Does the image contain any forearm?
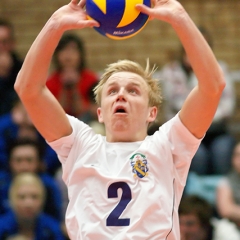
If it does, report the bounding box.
[137,1,225,95]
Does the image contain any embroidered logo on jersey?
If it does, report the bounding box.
[130,153,149,178]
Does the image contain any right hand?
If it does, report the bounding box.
[52,0,99,31]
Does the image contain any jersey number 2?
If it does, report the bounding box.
[106,182,131,226]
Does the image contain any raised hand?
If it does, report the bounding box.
[52,0,99,31]
[136,0,185,24]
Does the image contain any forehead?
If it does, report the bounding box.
[14,184,44,197]
[11,145,37,156]
[105,71,147,87]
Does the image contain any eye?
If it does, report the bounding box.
[108,88,117,95]
[128,88,137,94]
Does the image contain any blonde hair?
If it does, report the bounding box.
[94,59,162,112]
[9,172,46,207]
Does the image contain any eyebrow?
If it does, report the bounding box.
[106,82,142,88]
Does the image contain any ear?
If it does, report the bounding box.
[147,106,158,123]
[97,107,104,123]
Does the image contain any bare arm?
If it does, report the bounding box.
[14,0,99,142]
[217,182,240,223]
[137,0,225,138]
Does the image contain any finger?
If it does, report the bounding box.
[135,4,153,15]
[78,0,86,8]
[71,0,78,5]
[82,19,100,28]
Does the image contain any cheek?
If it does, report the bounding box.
[11,162,20,172]
[233,160,240,171]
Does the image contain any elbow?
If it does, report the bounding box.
[217,68,226,93]
[14,70,23,96]
[14,70,38,100]
[218,207,231,219]
[211,68,226,97]
[14,69,28,95]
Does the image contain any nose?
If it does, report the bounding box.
[116,88,126,101]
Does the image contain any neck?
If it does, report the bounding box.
[18,219,35,239]
[106,130,147,142]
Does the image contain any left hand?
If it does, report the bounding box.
[136,0,185,24]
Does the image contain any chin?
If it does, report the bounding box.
[111,118,129,131]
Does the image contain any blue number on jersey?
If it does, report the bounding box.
[106,182,132,226]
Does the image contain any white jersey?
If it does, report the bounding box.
[48,114,201,240]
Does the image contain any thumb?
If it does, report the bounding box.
[135,4,152,15]
[83,19,100,28]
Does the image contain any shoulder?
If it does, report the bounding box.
[0,211,16,231]
[39,173,54,182]
[38,213,60,225]
[0,114,14,128]
[37,213,63,233]
[0,171,11,185]
[159,114,201,146]
[37,213,64,238]
[39,173,59,189]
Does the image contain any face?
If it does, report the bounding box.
[97,71,157,142]
[57,41,81,70]
[232,143,240,173]
[11,183,43,220]
[180,214,206,240]
[10,145,40,175]
[0,26,13,53]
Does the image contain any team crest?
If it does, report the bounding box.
[130,153,149,178]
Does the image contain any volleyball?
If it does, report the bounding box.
[86,0,151,40]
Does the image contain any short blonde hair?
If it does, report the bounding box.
[9,172,46,208]
[94,59,162,112]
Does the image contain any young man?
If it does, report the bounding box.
[14,0,225,239]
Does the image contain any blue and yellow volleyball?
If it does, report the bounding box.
[86,0,151,40]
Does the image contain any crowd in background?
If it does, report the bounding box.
[0,17,240,240]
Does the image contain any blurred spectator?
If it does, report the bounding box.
[0,18,23,116]
[179,195,214,240]
[158,26,236,175]
[0,138,62,223]
[0,172,64,240]
[215,141,240,239]
[46,33,99,118]
[0,98,60,174]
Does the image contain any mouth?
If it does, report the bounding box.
[114,106,127,114]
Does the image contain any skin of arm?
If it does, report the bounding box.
[15,0,225,143]
[14,0,99,142]
[137,0,225,139]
